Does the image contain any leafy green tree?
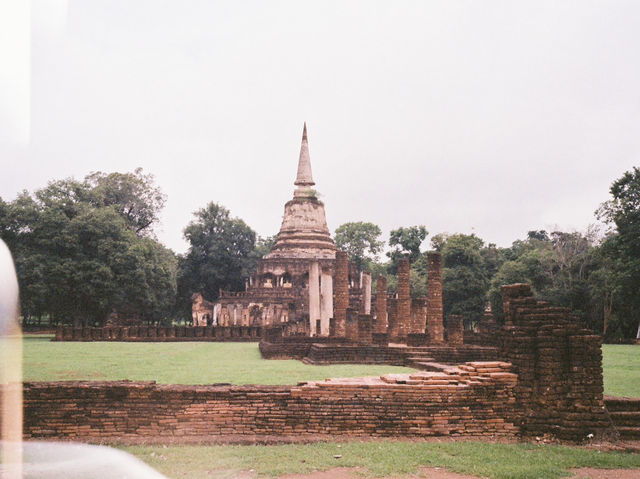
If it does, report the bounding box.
[178,202,256,306]
[440,234,489,326]
[0,170,176,327]
[386,225,428,274]
[85,168,166,236]
[334,222,383,270]
[487,229,602,328]
[597,167,640,338]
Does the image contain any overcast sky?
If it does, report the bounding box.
[1,0,639,254]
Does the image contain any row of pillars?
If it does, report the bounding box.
[309,251,447,343]
[308,251,353,337]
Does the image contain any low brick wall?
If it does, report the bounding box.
[53,325,263,342]
[304,344,409,365]
[259,337,349,359]
[260,340,498,365]
[422,346,498,364]
[15,362,519,442]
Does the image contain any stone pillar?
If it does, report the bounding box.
[426,251,444,343]
[362,272,372,314]
[320,271,333,336]
[374,275,388,334]
[387,297,399,340]
[447,314,464,345]
[410,297,427,335]
[358,313,372,344]
[345,308,358,342]
[333,251,349,337]
[308,261,321,336]
[397,258,411,340]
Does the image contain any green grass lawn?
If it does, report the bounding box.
[602,344,640,397]
[124,441,640,479]
[20,336,415,385]
[21,337,640,396]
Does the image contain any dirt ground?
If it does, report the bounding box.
[276,466,640,479]
[279,467,480,479]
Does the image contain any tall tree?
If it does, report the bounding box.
[179,202,256,303]
[386,225,428,274]
[334,221,383,270]
[440,234,489,327]
[597,167,640,338]
[85,168,166,236]
[0,170,176,326]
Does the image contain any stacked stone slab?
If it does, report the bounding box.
[333,251,349,337]
[426,252,444,343]
[499,283,612,441]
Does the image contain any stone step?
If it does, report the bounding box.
[609,411,640,427]
[616,426,640,439]
[405,356,436,368]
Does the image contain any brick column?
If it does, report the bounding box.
[426,252,444,343]
[345,308,358,342]
[357,313,372,344]
[374,275,388,334]
[447,314,464,345]
[397,258,411,341]
[333,251,349,337]
[387,298,398,340]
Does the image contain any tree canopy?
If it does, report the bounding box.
[178,202,256,306]
[334,221,383,270]
[0,170,176,326]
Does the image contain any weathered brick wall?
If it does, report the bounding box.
[14,363,519,442]
[259,336,348,359]
[426,252,444,343]
[499,284,611,441]
[334,251,349,337]
[304,344,409,365]
[54,325,263,342]
[422,346,498,364]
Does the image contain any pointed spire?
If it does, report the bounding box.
[294,122,315,188]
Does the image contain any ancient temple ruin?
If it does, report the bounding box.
[193,124,372,335]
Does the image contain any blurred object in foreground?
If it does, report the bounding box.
[9,441,168,478]
[1,238,22,478]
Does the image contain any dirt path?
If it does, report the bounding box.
[277,466,640,479]
[279,467,481,479]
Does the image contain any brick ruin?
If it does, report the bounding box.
[21,282,617,444]
[498,284,611,441]
[17,363,520,442]
[35,124,621,444]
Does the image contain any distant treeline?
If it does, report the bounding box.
[1,167,639,339]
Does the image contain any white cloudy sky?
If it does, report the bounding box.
[1,0,639,254]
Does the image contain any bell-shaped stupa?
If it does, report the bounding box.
[265,123,337,259]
